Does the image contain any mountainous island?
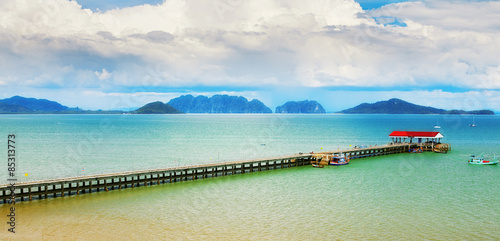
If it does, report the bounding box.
[168,94,272,113]
[1,95,495,115]
[132,101,183,114]
[275,100,326,114]
[0,96,69,113]
[339,98,495,115]
[0,96,123,114]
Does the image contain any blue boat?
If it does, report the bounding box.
[330,154,350,166]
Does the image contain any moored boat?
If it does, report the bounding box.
[468,155,498,165]
[409,148,423,153]
[330,154,350,166]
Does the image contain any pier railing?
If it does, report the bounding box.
[0,142,445,204]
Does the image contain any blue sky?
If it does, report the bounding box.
[1,0,499,111]
[76,0,407,11]
[76,0,165,11]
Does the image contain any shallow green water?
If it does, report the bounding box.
[0,114,499,240]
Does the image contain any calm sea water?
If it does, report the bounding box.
[0,114,499,240]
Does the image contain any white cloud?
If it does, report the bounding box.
[0,0,370,89]
[94,68,112,80]
[0,0,499,111]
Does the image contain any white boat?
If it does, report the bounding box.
[434,119,441,128]
[469,115,477,127]
[468,155,498,165]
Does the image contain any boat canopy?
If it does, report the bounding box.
[389,131,443,139]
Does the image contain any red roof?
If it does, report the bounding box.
[389,131,443,138]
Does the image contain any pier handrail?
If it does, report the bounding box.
[0,143,412,188]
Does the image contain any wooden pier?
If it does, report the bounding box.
[0,142,447,204]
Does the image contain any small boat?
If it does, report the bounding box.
[434,120,441,129]
[468,155,498,165]
[312,164,324,168]
[469,115,477,127]
[330,155,350,166]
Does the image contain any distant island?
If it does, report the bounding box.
[0,96,68,113]
[275,100,326,114]
[1,95,495,115]
[0,96,123,114]
[132,101,183,114]
[339,98,495,115]
[168,94,272,113]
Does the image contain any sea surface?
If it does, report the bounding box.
[0,114,499,240]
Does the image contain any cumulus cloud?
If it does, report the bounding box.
[0,0,499,110]
[0,0,370,89]
[94,68,112,80]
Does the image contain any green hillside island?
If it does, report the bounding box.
[339,98,495,115]
[275,100,326,114]
[132,101,183,114]
[168,94,272,113]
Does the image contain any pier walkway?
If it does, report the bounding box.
[0,142,446,204]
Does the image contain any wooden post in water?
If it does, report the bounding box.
[38,186,42,199]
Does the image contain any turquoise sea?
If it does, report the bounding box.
[0,114,499,240]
